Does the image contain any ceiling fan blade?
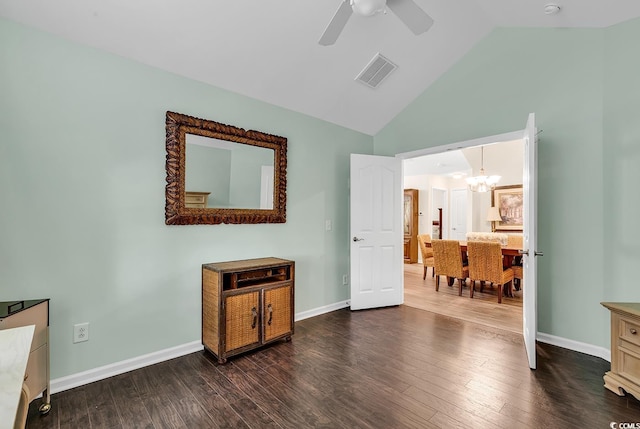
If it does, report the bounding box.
[319,1,353,46]
[386,0,434,35]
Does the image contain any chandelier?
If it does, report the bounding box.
[466,146,500,192]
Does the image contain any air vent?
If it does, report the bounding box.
[355,53,397,89]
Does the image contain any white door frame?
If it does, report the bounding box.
[396,128,531,344]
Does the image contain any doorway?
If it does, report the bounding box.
[401,138,524,331]
[350,114,538,368]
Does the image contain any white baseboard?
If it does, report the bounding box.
[295,300,349,321]
[50,341,204,394]
[50,302,609,394]
[537,332,611,362]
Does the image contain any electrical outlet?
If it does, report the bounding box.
[73,322,89,343]
[325,219,332,231]
[342,274,349,285]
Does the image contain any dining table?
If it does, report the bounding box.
[426,240,522,260]
[457,241,522,267]
[426,240,523,287]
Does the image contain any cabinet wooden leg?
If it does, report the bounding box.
[285,336,292,342]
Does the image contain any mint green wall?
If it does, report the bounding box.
[603,18,640,306]
[376,26,611,347]
[0,18,371,378]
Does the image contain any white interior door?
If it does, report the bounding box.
[523,113,539,370]
[350,154,403,310]
[260,165,274,209]
[450,188,467,240]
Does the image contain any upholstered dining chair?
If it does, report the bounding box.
[507,234,523,249]
[417,234,435,280]
[512,265,523,291]
[432,239,469,296]
[467,241,515,304]
[507,234,524,290]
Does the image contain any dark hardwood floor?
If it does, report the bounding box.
[27,306,640,428]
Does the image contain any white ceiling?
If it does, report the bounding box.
[2,0,639,135]
[404,150,471,177]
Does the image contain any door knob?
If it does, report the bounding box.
[353,237,364,242]
[518,250,544,257]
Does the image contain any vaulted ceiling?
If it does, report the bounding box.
[2,0,639,135]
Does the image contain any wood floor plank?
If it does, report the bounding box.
[183,353,279,428]
[218,360,334,428]
[170,365,248,429]
[82,379,123,429]
[56,387,91,429]
[131,365,187,429]
[103,374,154,429]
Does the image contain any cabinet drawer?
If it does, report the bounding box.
[620,316,640,348]
[0,301,48,350]
[25,343,48,400]
[185,194,206,204]
[185,192,209,208]
[619,346,640,387]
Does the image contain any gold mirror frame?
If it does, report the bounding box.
[165,111,287,225]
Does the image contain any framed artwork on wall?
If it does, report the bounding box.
[492,185,523,232]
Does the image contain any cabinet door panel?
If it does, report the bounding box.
[264,285,292,342]
[225,292,260,352]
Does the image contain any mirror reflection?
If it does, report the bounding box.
[185,134,274,210]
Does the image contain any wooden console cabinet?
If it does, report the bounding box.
[403,189,418,264]
[185,191,210,208]
[601,302,640,401]
[202,258,294,363]
[0,300,51,415]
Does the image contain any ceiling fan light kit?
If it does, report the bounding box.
[544,4,561,15]
[319,0,434,46]
[351,0,386,17]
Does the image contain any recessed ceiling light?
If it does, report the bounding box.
[544,4,561,15]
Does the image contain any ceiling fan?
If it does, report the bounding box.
[319,0,434,46]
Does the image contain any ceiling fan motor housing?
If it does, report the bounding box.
[351,0,386,16]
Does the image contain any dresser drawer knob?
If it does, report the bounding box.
[631,328,638,335]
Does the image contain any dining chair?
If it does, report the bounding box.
[467,241,515,304]
[432,239,469,296]
[507,234,524,290]
[417,234,435,280]
[507,234,523,248]
[512,265,523,290]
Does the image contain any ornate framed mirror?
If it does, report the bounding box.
[165,111,287,225]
